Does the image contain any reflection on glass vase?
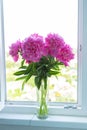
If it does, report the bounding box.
[37,82,48,119]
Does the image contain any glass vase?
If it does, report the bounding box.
[37,82,48,119]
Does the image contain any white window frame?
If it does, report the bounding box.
[0,0,87,116]
[0,0,6,107]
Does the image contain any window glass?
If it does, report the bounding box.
[4,0,78,102]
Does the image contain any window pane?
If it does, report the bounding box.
[4,0,78,102]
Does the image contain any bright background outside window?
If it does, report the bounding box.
[4,0,77,103]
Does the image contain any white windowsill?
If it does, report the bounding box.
[0,113,87,129]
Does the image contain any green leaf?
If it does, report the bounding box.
[21,60,25,67]
[24,63,34,74]
[21,72,33,90]
[48,70,60,75]
[37,64,45,71]
[25,72,33,82]
[14,70,26,76]
[22,80,26,90]
[19,66,27,69]
[35,76,42,90]
[16,76,27,81]
[43,77,47,89]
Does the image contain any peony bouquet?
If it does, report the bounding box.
[9,33,74,90]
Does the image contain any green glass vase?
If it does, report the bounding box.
[37,82,48,119]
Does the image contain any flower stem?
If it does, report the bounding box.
[37,81,48,119]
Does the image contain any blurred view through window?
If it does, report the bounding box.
[4,0,78,102]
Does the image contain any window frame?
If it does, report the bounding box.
[1,0,87,116]
[0,0,6,105]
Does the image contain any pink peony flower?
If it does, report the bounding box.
[57,44,74,66]
[9,40,22,62]
[45,33,65,57]
[22,34,44,63]
[9,33,74,66]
